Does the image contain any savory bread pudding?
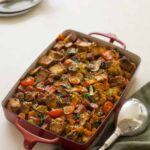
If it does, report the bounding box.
[6,32,136,143]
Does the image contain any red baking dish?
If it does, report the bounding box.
[1,30,141,150]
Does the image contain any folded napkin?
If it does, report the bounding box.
[91,82,150,150]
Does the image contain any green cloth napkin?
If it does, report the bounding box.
[90,82,150,150]
[55,82,150,150]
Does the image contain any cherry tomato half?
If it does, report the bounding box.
[20,77,35,86]
[103,101,114,114]
[48,109,64,118]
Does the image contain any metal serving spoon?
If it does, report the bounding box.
[99,98,149,150]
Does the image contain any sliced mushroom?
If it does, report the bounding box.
[38,55,54,66]
[64,32,77,42]
[6,98,21,113]
[94,72,108,82]
[91,59,102,72]
[49,63,65,74]
[24,92,37,101]
[75,39,92,47]
[44,78,54,85]
[100,61,111,69]
[48,73,61,80]
[109,76,126,87]
[14,92,24,100]
[120,56,136,72]
[86,63,95,70]
[47,50,64,60]
[35,68,49,83]
[69,86,88,93]
[64,59,79,72]
[29,66,42,75]
[38,50,63,66]
[65,42,73,48]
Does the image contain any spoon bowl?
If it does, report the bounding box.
[99,98,149,150]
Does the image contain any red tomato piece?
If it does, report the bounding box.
[103,101,114,114]
[48,109,64,118]
[20,77,35,86]
[71,95,79,107]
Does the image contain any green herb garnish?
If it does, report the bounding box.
[59,93,67,98]
[98,111,103,117]
[74,113,80,119]
[106,89,113,97]
[72,57,80,63]
[38,113,45,126]
[83,93,95,102]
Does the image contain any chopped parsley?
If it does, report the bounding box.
[98,111,103,117]
[58,93,67,98]
[83,93,95,102]
[74,113,80,119]
[106,89,113,97]
[38,113,45,126]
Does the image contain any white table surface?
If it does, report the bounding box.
[0,0,150,149]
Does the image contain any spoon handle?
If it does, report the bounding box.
[99,127,121,150]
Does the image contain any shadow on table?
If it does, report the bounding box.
[0,0,51,24]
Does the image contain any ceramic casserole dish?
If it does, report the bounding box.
[2,29,141,150]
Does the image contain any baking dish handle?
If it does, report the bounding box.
[89,32,126,49]
[15,118,59,150]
